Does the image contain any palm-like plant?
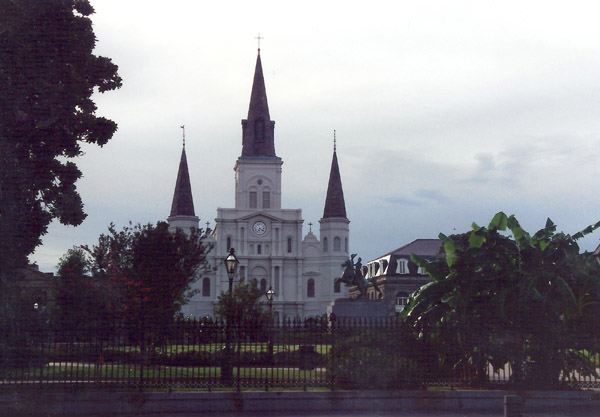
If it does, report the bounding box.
[403,212,600,388]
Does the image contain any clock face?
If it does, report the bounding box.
[252,221,267,236]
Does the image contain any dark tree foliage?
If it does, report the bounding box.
[85,222,211,331]
[0,0,122,276]
[54,247,118,330]
[215,280,270,326]
[403,212,600,388]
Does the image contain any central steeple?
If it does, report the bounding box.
[323,132,347,219]
[241,51,277,158]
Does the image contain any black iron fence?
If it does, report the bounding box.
[1,317,599,390]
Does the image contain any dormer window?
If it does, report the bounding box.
[396,259,408,274]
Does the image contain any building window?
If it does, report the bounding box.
[395,291,410,312]
[260,278,267,293]
[262,191,270,209]
[396,259,408,274]
[202,278,210,297]
[257,244,262,254]
[274,266,280,294]
[226,237,231,251]
[323,237,328,253]
[345,237,348,252]
[334,280,341,293]
[307,279,315,298]
[249,191,257,209]
[287,237,292,253]
[333,237,341,251]
[239,266,245,281]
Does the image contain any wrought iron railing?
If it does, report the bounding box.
[1,317,599,390]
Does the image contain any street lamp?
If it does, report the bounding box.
[222,248,239,384]
[266,286,275,311]
[225,248,240,292]
[265,286,275,361]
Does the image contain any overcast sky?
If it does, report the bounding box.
[30,0,600,271]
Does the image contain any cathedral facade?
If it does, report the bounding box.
[167,51,350,320]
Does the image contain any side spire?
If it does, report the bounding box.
[322,131,347,219]
[241,49,277,158]
[170,128,195,217]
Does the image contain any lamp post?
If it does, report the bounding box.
[265,287,275,361]
[222,248,239,383]
[266,286,275,312]
[225,248,240,292]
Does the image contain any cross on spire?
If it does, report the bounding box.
[308,222,313,233]
[255,33,264,52]
[180,125,186,148]
[206,221,210,230]
[333,130,336,152]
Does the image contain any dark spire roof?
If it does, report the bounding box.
[170,146,195,217]
[241,51,277,158]
[322,148,347,219]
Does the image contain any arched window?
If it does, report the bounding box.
[395,291,410,312]
[307,279,315,298]
[250,266,268,291]
[257,244,262,254]
[323,237,328,253]
[262,190,270,209]
[396,259,408,274]
[249,191,257,209]
[202,278,210,297]
[334,237,341,251]
[239,266,246,281]
[334,279,341,293]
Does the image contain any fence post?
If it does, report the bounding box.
[329,313,336,391]
[504,395,523,417]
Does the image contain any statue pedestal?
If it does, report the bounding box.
[327,298,388,319]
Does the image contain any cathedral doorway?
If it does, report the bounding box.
[250,266,268,294]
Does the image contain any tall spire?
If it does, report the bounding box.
[241,50,277,158]
[170,138,195,217]
[322,131,347,219]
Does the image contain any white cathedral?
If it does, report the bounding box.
[167,50,350,320]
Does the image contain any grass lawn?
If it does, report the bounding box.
[1,363,329,383]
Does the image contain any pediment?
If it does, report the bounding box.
[237,212,284,222]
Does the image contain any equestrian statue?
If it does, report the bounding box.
[335,254,382,299]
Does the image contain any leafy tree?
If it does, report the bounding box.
[403,212,600,388]
[85,222,211,331]
[0,0,122,277]
[215,280,271,350]
[215,280,270,326]
[54,247,118,330]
